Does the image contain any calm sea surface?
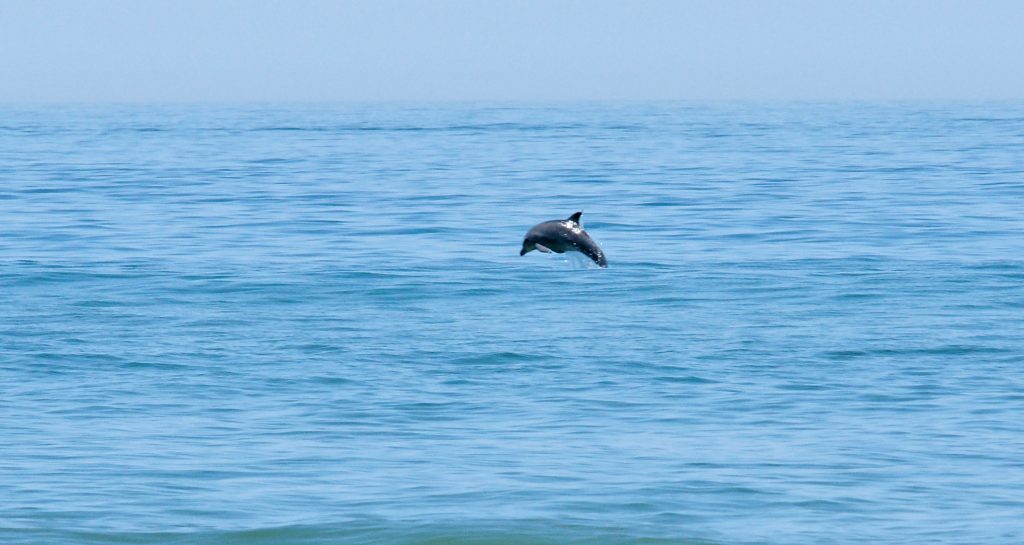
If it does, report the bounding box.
[2,103,1023,545]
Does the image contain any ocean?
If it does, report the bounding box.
[2,102,1023,544]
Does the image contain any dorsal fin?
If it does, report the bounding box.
[567,211,583,224]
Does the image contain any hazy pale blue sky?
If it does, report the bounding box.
[2,0,1023,102]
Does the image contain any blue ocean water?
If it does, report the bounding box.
[2,102,1023,545]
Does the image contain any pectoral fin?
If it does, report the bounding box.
[535,243,553,253]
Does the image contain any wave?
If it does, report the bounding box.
[1,520,724,545]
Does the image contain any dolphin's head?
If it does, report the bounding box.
[520,237,536,256]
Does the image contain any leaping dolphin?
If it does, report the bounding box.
[520,211,607,267]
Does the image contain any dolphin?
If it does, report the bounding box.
[520,211,607,267]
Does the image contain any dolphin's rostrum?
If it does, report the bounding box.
[520,211,607,267]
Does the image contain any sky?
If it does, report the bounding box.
[1,0,1023,102]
